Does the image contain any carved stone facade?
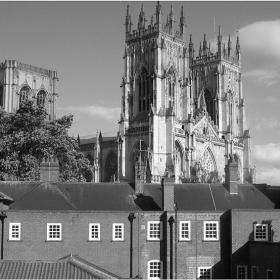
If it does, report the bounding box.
[78,131,118,182]
[0,60,58,120]
[119,3,254,184]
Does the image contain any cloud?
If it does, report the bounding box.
[57,105,120,121]
[256,166,280,185]
[239,19,280,61]
[253,143,280,185]
[253,143,280,166]
[243,69,280,87]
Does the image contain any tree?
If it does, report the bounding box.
[0,100,92,181]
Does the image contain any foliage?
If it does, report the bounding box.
[0,101,92,181]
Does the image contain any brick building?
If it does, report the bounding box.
[0,179,278,279]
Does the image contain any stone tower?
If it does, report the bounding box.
[119,2,254,185]
[0,60,58,120]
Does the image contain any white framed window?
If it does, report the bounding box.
[267,269,272,279]
[112,223,124,241]
[47,223,61,241]
[9,223,21,241]
[89,223,100,241]
[254,224,268,241]
[203,221,219,241]
[237,265,247,279]
[147,221,162,241]
[198,266,212,279]
[148,260,162,279]
[179,221,191,241]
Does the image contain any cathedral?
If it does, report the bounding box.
[118,2,255,185]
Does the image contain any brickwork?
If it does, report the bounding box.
[231,209,280,279]
[249,242,280,279]
[3,208,280,279]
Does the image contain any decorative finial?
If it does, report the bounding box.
[199,42,202,56]
[236,30,240,53]
[156,1,162,14]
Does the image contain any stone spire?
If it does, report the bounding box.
[151,15,154,26]
[236,31,241,59]
[189,34,194,59]
[169,4,175,28]
[199,42,202,57]
[228,34,232,56]
[138,3,146,29]
[155,1,162,26]
[217,25,222,54]
[125,4,132,33]
[203,34,207,55]
[180,6,186,35]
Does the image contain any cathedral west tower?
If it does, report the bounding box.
[119,2,255,186]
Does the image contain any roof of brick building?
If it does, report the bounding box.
[0,181,138,211]
[0,181,274,211]
[140,182,275,211]
[0,255,119,279]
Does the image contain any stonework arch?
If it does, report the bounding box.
[19,85,31,104]
[104,150,118,182]
[200,144,217,173]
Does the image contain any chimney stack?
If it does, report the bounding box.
[162,177,175,211]
[225,155,238,194]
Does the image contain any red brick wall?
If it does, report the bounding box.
[249,242,280,279]
[231,209,280,279]
[3,209,233,279]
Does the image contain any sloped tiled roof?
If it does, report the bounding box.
[0,182,138,211]
[0,255,119,279]
[141,183,274,211]
[0,181,274,212]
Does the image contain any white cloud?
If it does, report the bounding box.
[57,105,120,121]
[253,143,280,165]
[256,166,280,185]
[243,69,280,87]
[239,19,280,60]
[253,117,280,131]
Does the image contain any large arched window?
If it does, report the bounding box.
[19,86,30,104]
[204,88,216,124]
[0,86,3,107]
[138,68,152,113]
[37,90,46,107]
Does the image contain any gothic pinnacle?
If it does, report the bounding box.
[126,4,130,16]
[156,1,162,14]
[236,31,240,52]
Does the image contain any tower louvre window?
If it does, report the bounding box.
[138,68,152,113]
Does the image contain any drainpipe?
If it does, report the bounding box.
[174,203,178,279]
[0,212,7,260]
[168,216,175,279]
[128,213,136,278]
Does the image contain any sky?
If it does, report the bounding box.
[0,1,279,185]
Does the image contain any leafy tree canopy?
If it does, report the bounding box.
[0,100,92,182]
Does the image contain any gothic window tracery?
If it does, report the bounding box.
[204,88,216,124]
[19,86,30,104]
[201,148,215,173]
[37,90,46,107]
[138,68,153,113]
